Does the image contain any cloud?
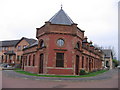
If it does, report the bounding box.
[0,0,118,58]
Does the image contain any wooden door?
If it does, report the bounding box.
[39,54,44,73]
[75,55,79,75]
[89,59,92,72]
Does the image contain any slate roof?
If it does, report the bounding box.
[49,8,75,25]
[0,40,19,47]
[23,41,38,50]
[30,41,38,47]
[102,49,113,58]
[4,51,16,55]
[0,37,37,47]
[15,37,37,47]
[23,37,37,45]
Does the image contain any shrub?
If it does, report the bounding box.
[112,59,119,67]
[92,69,97,72]
[97,69,101,71]
[79,69,87,75]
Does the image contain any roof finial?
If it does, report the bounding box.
[61,4,63,9]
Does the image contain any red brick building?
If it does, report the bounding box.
[0,37,36,65]
[22,8,103,75]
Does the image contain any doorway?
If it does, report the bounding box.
[89,59,92,72]
[39,54,44,73]
[75,55,79,75]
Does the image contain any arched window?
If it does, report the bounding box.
[40,40,45,48]
[33,54,35,66]
[25,56,27,66]
[82,56,84,68]
[1,55,3,60]
[76,42,80,49]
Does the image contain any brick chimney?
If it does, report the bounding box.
[89,41,94,50]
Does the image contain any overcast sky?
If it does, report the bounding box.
[0,0,119,59]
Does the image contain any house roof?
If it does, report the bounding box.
[15,37,37,47]
[23,37,37,45]
[0,40,19,47]
[23,41,38,50]
[102,49,113,58]
[30,41,38,47]
[0,37,37,47]
[49,8,75,25]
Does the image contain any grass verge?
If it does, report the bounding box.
[14,69,108,78]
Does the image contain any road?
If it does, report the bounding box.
[2,69,119,88]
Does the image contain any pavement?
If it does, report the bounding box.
[2,69,119,88]
[2,69,118,81]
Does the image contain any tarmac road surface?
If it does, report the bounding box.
[2,69,119,88]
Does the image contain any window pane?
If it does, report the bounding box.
[56,53,64,67]
[40,40,45,48]
[17,55,19,61]
[18,46,21,50]
[76,43,80,48]
[57,39,64,47]
[82,56,84,68]
[29,55,31,66]
[2,55,3,60]
[10,56,12,60]
[56,53,64,60]
[56,60,64,67]
[25,56,27,66]
[33,55,35,66]
[23,45,27,48]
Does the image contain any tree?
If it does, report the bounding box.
[108,46,116,57]
[112,59,119,67]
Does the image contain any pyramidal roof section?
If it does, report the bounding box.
[49,8,75,25]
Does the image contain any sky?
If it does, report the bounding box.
[0,0,119,59]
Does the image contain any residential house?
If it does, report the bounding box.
[0,37,36,65]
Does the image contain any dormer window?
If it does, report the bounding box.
[17,46,21,50]
[23,45,27,49]
[40,40,45,48]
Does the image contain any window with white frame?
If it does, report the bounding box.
[23,45,27,49]
[17,46,21,50]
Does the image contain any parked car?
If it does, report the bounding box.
[0,63,9,68]
[117,65,120,69]
[0,63,13,70]
[103,66,108,70]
